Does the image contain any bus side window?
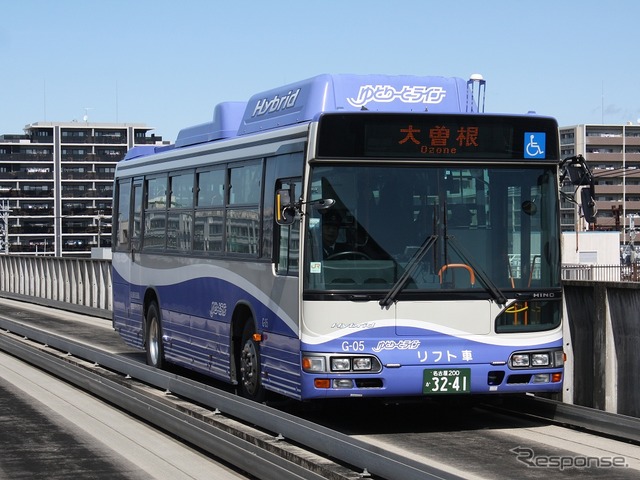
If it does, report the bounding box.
[167,172,194,252]
[143,175,168,250]
[276,179,301,275]
[229,163,261,205]
[227,162,262,255]
[116,179,131,250]
[194,169,225,254]
[197,169,225,207]
[131,182,143,251]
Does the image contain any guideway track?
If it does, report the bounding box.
[0,299,461,480]
[490,394,640,445]
[2,297,640,479]
[0,350,247,480]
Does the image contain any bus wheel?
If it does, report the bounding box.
[145,302,164,369]
[239,322,265,402]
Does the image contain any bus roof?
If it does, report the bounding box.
[124,74,485,160]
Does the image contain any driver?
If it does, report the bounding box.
[322,211,343,257]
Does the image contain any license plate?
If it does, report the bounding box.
[423,368,471,394]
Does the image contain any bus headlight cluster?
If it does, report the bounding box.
[509,350,564,369]
[331,357,372,371]
[302,353,381,373]
[512,353,549,367]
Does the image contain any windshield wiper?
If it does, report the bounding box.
[446,235,507,306]
[379,235,438,309]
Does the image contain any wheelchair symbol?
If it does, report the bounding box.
[525,132,545,158]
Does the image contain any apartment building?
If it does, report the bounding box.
[560,123,640,241]
[0,121,166,256]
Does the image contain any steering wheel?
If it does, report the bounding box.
[327,251,371,260]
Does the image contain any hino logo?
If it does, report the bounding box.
[346,85,447,108]
[252,88,301,117]
[532,292,556,298]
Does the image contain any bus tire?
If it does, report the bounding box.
[145,301,165,369]
[239,322,265,402]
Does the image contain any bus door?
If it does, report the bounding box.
[113,177,144,328]
[112,177,138,335]
[128,178,144,321]
[275,179,303,313]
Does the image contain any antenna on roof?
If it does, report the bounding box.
[83,107,93,123]
[467,74,486,113]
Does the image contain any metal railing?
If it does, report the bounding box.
[561,263,640,282]
[0,255,112,312]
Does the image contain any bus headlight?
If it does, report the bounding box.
[352,357,372,371]
[511,353,530,367]
[331,358,351,371]
[531,353,550,366]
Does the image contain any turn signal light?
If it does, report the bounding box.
[314,379,331,389]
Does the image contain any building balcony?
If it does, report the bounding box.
[62,190,98,198]
[0,171,54,180]
[61,136,127,145]
[62,226,94,234]
[93,154,125,162]
[61,172,96,180]
[134,136,164,144]
[0,189,53,198]
[12,207,53,216]
[586,135,640,147]
[586,136,623,146]
[61,225,112,234]
[0,154,53,162]
[62,237,91,250]
[61,154,124,162]
[9,225,54,234]
[7,242,55,254]
[30,136,54,144]
[62,207,92,216]
[587,153,640,163]
[60,172,115,180]
[61,155,92,162]
[595,184,640,195]
[597,200,640,214]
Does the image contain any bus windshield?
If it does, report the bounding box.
[303,164,560,295]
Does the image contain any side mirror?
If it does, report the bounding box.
[560,155,597,224]
[565,163,592,186]
[275,188,336,226]
[276,188,296,226]
[580,187,597,224]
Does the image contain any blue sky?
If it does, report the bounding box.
[1,0,638,142]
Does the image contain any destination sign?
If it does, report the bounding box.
[316,113,559,161]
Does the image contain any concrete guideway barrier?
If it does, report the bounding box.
[563,280,640,418]
[0,255,112,313]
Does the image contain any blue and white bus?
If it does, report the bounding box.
[112,74,583,401]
